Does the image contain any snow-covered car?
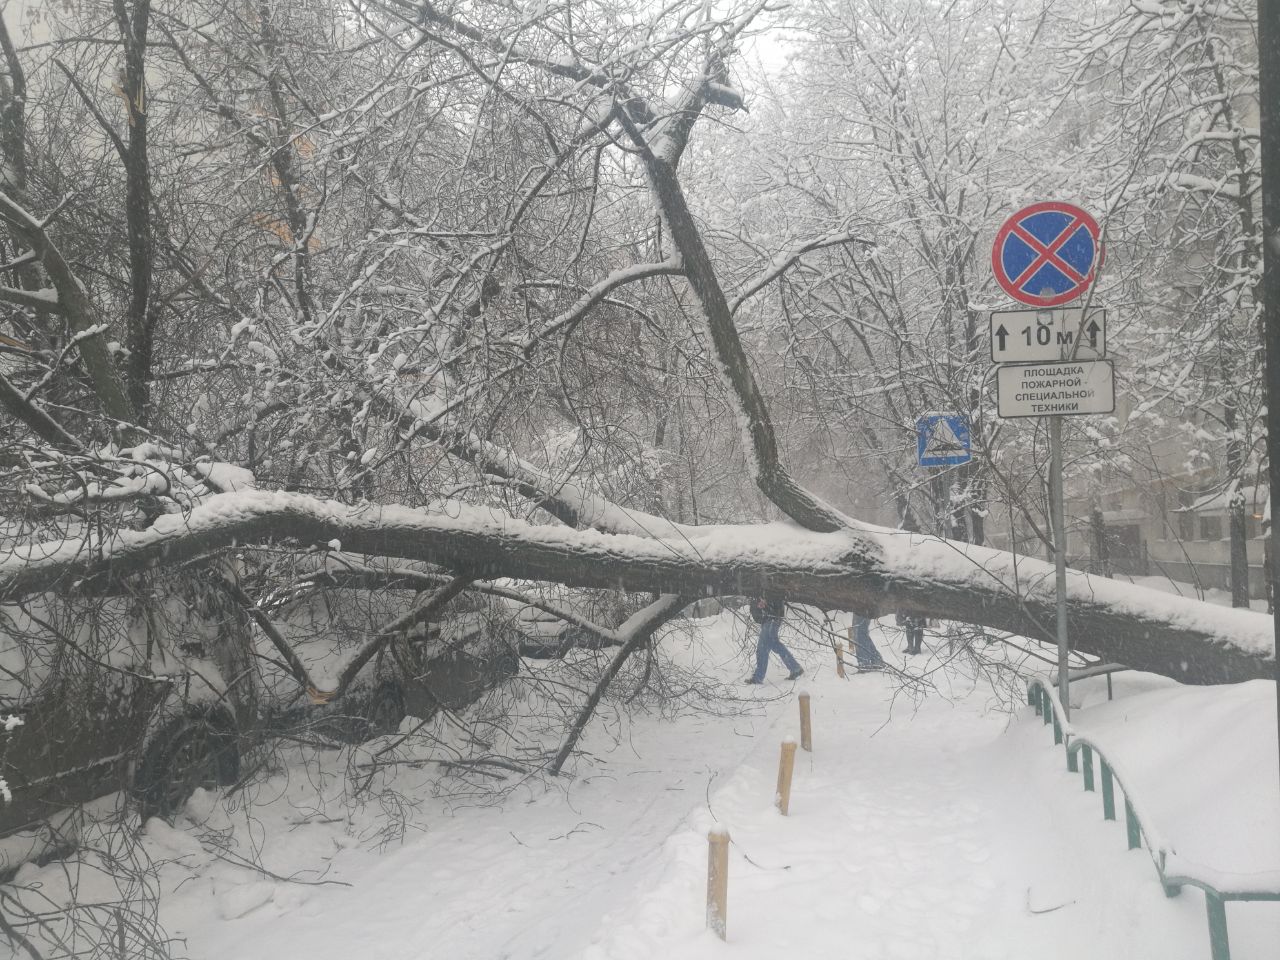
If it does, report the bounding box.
[0,587,244,868]
[0,580,517,873]
[491,585,637,657]
[257,588,520,739]
[502,601,590,657]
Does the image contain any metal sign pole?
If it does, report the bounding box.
[1049,414,1070,719]
[990,200,1104,722]
[1257,0,1280,794]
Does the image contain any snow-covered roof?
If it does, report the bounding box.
[1177,484,1267,516]
[1100,508,1146,524]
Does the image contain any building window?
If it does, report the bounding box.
[1178,513,1196,540]
[1199,516,1222,541]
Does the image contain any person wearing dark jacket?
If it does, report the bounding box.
[745,596,803,684]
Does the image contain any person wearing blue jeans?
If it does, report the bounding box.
[851,615,886,670]
[745,596,802,683]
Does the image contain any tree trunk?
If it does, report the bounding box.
[1,491,1269,685]
[1091,507,1111,578]
[1223,381,1251,608]
[1229,488,1251,609]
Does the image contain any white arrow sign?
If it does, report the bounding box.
[996,359,1115,418]
[990,308,1106,363]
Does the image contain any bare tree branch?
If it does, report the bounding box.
[0,192,135,423]
[549,592,692,774]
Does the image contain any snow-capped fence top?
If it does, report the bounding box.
[1027,678,1280,960]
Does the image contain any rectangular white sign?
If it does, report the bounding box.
[990,308,1106,363]
[996,359,1115,418]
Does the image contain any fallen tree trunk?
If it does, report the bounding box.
[0,492,1270,683]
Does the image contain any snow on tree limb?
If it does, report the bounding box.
[0,369,83,452]
[0,191,135,423]
[0,284,60,313]
[2,0,1271,701]
[618,108,849,534]
[728,230,876,318]
[549,591,692,774]
[288,559,630,652]
[0,491,1268,683]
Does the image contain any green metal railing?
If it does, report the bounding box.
[1027,678,1280,960]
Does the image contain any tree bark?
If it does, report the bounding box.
[0,491,1268,684]
[0,193,135,424]
[1090,507,1111,578]
[115,0,155,420]
[1229,489,1252,609]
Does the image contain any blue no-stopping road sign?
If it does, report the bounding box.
[991,202,1102,307]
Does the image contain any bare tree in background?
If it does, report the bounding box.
[0,0,1270,774]
[1062,0,1265,606]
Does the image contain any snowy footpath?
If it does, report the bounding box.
[9,614,1278,960]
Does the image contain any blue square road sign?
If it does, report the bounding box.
[916,414,972,467]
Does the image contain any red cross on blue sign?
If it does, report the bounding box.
[991,202,1102,307]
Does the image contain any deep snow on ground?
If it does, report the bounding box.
[3,611,1277,960]
[1066,673,1279,880]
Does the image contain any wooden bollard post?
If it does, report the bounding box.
[798,692,812,752]
[776,737,798,815]
[836,641,846,678]
[706,826,729,940]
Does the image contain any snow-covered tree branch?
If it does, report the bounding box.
[0,489,1268,682]
[0,0,1271,708]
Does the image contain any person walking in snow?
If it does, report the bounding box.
[851,614,886,670]
[896,609,926,655]
[745,595,803,684]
